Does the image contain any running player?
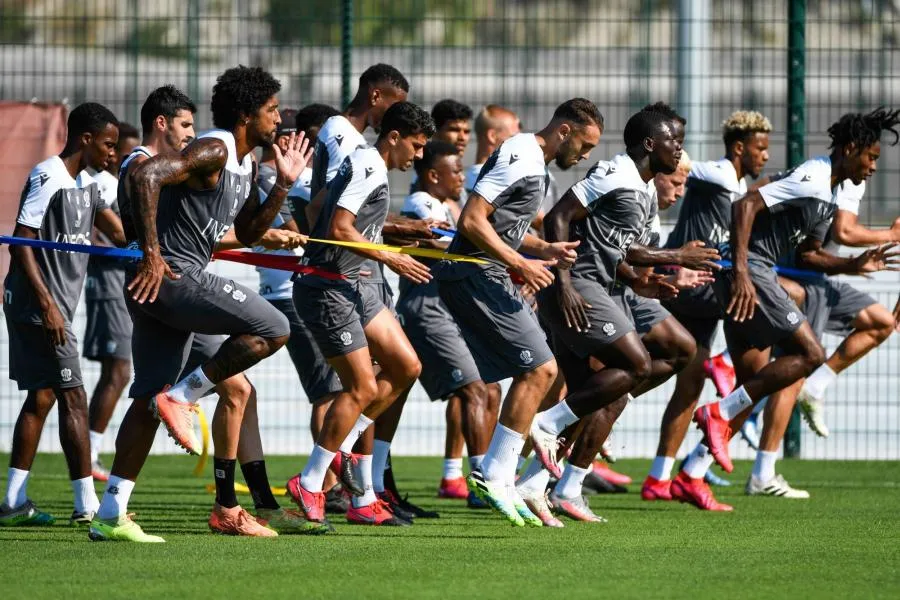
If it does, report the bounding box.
[83,121,140,481]
[525,107,719,522]
[435,98,601,526]
[396,141,500,501]
[286,101,435,527]
[693,108,900,479]
[640,110,772,510]
[1,102,120,526]
[89,68,313,542]
[463,104,521,207]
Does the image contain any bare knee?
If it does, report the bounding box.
[349,376,379,408]
[393,357,422,389]
[802,342,827,375]
[110,359,132,390]
[527,359,558,389]
[456,380,488,408]
[869,309,895,343]
[632,353,653,382]
[217,375,252,410]
[267,334,290,354]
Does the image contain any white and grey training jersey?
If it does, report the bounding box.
[309,115,368,200]
[254,164,300,301]
[84,167,125,300]
[300,146,390,285]
[4,156,109,323]
[153,129,254,271]
[745,155,839,266]
[568,152,657,287]
[665,157,747,249]
[443,133,548,276]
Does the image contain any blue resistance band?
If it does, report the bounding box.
[0,235,143,259]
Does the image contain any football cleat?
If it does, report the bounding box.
[346,499,411,526]
[705,469,732,487]
[582,470,628,495]
[670,472,733,511]
[330,452,364,497]
[549,492,607,523]
[739,412,761,451]
[376,490,416,522]
[285,474,326,523]
[392,492,440,519]
[255,507,331,534]
[466,470,524,527]
[599,439,618,464]
[529,423,563,479]
[745,474,810,499]
[325,485,349,514]
[694,403,733,473]
[640,476,673,501]
[88,514,165,542]
[466,491,489,509]
[91,459,110,482]
[0,500,55,526]
[592,461,632,486]
[798,390,830,438]
[209,503,278,537]
[517,487,563,528]
[437,477,469,499]
[704,353,736,398]
[508,486,543,527]
[150,386,201,455]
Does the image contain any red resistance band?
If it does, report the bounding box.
[211,250,347,281]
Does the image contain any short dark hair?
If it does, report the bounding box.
[378,102,435,140]
[358,63,409,93]
[828,107,900,150]
[431,99,473,129]
[277,108,298,135]
[211,65,281,130]
[414,140,458,178]
[552,98,604,130]
[642,101,686,126]
[68,102,118,139]
[623,108,670,150]
[116,121,140,141]
[140,85,196,136]
[295,103,340,137]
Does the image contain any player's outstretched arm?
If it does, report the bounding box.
[9,224,66,345]
[831,209,900,246]
[128,138,227,303]
[235,132,312,247]
[626,240,720,271]
[797,239,900,275]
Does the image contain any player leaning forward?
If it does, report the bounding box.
[89,66,313,542]
[2,103,121,526]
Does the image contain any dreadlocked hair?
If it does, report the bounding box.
[828,106,900,150]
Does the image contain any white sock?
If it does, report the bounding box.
[89,430,103,463]
[753,450,779,482]
[443,458,463,480]
[72,476,100,514]
[555,463,591,498]
[468,455,484,472]
[719,385,754,420]
[166,366,215,404]
[300,445,336,493]
[372,439,391,493]
[338,414,374,454]
[535,400,579,436]
[516,457,549,494]
[802,364,837,401]
[97,476,135,519]
[648,456,676,481]
[681,444,715,479]
[350,455,376,508]
[481,423,525,484]
[4,468,29,509]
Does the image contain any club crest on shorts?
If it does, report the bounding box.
[231,289,247,303]
[451,368,463,382]
[340,331,353,346]
[60,368,73,383]
[786,311,799,325]
[603,322,616,336]
[520,349,533,365]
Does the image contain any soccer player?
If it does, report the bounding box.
[640,111,772,510]
[83,121,140,481]
[409,99,473,199]
[435,98,601,526]
[463,104,521,205]
[1,102,121,526]
[89,67,313,542]
[286,101,435,527]
[396,140,500,501]
[693,107,900,482]
[525,107,718,523]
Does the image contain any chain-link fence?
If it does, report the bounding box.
[1,0,898,459]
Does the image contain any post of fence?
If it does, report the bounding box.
[784,0,806,458]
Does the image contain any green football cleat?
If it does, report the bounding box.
[255,507,331,535]
[466,471,524,527]
[509,486,543,527]
[88,514,165,542]
[0,500,55,526]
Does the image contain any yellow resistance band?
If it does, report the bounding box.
[192,405,211,477]
[307,238,488,265]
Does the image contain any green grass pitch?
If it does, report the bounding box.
[1,455,898,599]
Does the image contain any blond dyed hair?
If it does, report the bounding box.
[722,111,772,145]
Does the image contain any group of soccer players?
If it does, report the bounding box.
[2,62,899,539]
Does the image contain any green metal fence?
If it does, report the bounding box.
[0,0,898,458]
